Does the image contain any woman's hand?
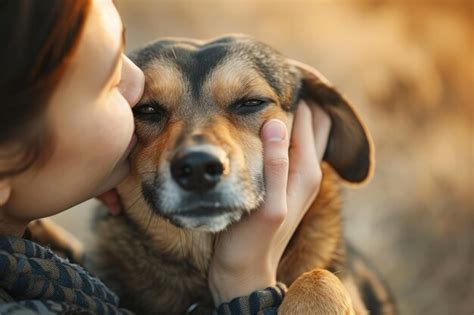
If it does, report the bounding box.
[208,100,331,305]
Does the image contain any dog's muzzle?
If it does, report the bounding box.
[142,144,261,232]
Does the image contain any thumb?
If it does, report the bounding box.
[260,119,290,222]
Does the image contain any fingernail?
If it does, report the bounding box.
[262,119,287,142]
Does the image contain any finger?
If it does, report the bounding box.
[96,189,122,215]
[0,179,11,207]
[284,101,322,232]
[309,101,331,162]
[288,101,320,195]
[213,120,289,256]
[259,119,290,224]
[289,101,318,172]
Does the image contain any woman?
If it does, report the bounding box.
[0,0,330,314]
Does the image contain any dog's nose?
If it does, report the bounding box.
[170,151,224,193]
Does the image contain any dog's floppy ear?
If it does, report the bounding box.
[288,59,374,184]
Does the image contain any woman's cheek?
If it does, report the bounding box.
[101,92,135,158]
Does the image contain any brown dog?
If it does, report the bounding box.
[85,34,397,314]
[30,34,396,314]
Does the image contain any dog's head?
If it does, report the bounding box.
[122,34,373,232]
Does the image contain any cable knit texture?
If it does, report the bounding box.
[0,236,287,315]
[214,283,286,315]
[0,236,131,314]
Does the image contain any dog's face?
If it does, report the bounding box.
[121,34,373,232]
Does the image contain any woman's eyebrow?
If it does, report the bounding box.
[102,26,126,87]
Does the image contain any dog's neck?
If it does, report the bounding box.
[123,201,215,274]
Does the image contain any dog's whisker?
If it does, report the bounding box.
[123,191,144,213]
[176,229,182,257]
[180,231,186,259]
[190,231,194,259]
[183,230,190,259]
[171,46,177,59]
[137,171,158,176]
[179,230,186,260]
[144,206,154,234]
[120,185,143,200]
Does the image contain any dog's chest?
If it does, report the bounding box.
[91,215,214,314]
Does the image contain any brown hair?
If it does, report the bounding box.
[0,0,91,177]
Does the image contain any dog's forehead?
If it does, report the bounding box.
[131,35,275,68]
[130,35,293,98]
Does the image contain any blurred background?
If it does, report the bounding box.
[53,0,473,314]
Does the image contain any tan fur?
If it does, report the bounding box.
[207,58,279,109]
[143,60,184,109]
[279,269,355,315]
[91,214,214,313]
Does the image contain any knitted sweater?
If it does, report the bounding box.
[0,236,285,315]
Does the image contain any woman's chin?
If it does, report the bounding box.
[97,161,130,196]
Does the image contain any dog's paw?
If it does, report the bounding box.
[279,269,355,315]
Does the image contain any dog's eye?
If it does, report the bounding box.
[242,99,265,107]
[231,98,269,115]
[133,102,167,123]
[134,104,158,115]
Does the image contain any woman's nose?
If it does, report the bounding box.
[118,55,145,108]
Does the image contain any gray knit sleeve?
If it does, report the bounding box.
[0,299,134,315]
[213,282,287,315]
